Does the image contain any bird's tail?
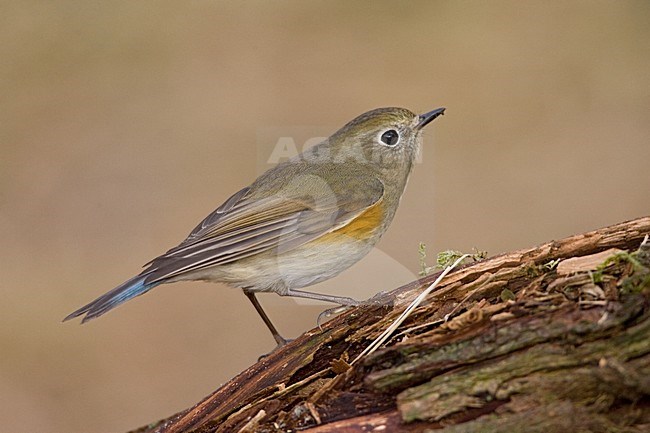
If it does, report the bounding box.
[63,275,158,323]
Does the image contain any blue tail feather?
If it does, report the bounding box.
[64,275,158,323]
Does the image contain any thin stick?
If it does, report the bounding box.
[351,254,470,365]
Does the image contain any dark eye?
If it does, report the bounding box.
[380,129,400,146]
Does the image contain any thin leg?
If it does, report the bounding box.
[243,289,289,347]
[284,289,360,306]
[317,305,353,328]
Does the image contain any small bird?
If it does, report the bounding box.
[64,106,445,346]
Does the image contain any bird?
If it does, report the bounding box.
[64,106,446,346]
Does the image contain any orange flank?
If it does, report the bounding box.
[317,200,385,243]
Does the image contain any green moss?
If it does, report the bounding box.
[418,244,488,276]
[500,288,516,302]
[591,242,650,294]
[543,258,561,271]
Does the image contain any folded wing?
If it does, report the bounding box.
[141,163,385,284]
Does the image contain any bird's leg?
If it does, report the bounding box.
[317,305,353,328]
[284,288,360,306]
[285,289,360,330]
[243,289,289,347]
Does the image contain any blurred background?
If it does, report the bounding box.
[2,1,650,432]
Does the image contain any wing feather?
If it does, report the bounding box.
[141,163,385,284]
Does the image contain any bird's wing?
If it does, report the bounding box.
[142,170,384,284]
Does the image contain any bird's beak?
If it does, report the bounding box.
[416,107,446,130]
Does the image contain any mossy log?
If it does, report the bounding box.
[132,216,650,433]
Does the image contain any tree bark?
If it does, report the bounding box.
[130,216,650,433]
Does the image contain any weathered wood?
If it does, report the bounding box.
[131,216,650,433]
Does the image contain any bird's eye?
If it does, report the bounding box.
[380,129,400,146]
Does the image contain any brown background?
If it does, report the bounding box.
[2,2,650,433]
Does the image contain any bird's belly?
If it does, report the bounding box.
[194,239,376,294]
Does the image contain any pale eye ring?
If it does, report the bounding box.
[380,129,400,146]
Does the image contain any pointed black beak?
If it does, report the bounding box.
[416,107,446,130]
